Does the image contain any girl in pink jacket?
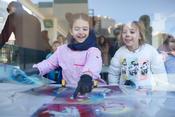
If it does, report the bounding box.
[13,13,103,98]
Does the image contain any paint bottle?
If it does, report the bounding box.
[93,80,98,88]
[61,79,66,87]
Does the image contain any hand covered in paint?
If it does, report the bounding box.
[73,74,93,98]
[124,80,136,88]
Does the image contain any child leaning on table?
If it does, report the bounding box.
[11,12,105,98]
[108,21,167,89]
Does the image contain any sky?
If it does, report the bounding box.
[88,0,175,35]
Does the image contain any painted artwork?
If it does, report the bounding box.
[29,85,138,117]
[32,97,136,117]
[26,85,123,104]
[32,101,135,117]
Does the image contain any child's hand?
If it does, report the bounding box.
[124,80,136,88]
[73,74,93,98]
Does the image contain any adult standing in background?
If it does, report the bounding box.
[41,30,52,52]
[97,35,110,65]
[0,1,42,50]
[139,15,152,45]
[109,25,121,58]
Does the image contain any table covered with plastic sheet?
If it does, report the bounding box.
[0,82,175,117]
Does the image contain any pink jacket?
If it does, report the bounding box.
[33,44,102,86]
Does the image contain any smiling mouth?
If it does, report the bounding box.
[125,39,132,42]
[77,34,86,39]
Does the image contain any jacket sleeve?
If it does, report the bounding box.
[82,47,102,80]
[108,52,121,85]
[33,48,60,75]
[0,14,14,48]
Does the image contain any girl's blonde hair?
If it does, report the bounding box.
[119,21,146,46]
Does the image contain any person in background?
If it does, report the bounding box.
[12,12,104,98]
[56,34,66,44]
[108,21,167,89]
[157,33,174,53]
[0,1,41,50]
[41,30,52,52]
[109,25,121,58]
[45,40,64,84]
[158,34,175,73]
[97,35,110,65]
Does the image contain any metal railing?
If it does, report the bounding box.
[0,44,49,70]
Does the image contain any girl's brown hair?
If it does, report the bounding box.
[65,12,93,29]
[52,40,61,46]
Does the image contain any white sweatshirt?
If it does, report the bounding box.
[108,44,167,89]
